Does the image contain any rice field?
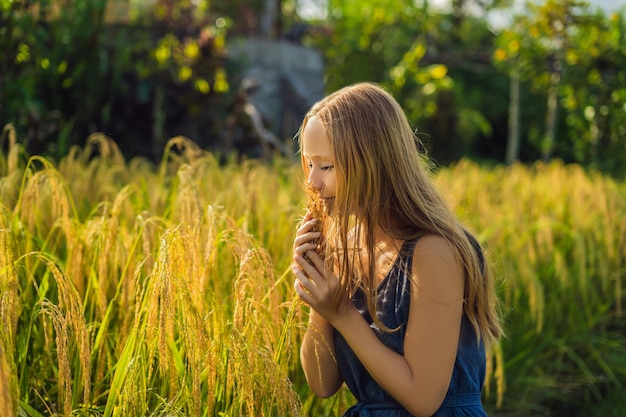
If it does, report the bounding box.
[1,124,625,416]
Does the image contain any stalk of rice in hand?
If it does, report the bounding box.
[304,183,328,263]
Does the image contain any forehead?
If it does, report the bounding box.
[302,116,333,160]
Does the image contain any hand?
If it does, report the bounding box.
[292,249,354,326]
[293,211,321,256]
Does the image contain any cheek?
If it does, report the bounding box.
[327,174,338,193]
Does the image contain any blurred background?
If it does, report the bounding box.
[1,0,625,170]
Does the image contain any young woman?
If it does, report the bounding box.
[292,82,503,417]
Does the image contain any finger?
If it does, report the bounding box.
[294,254,323,285]
[293,266,314,287]
[304,250,326,274]
[293,233,321,253]
[294,231,321,246]
[293,265,317,303]
[298,218,319,234]
[294,279,313,305]
[294,242,318,256]
[304,217,318,227]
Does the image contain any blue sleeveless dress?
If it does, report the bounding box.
[334,238,488,417]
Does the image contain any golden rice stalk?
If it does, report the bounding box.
[0,124,26,209]
[0,205,19,416]
[0,344,15,417]
[1,124,19,176]
[484,340,506,408]
[0,205,19,343]
[303,183,328,263]
[16,156,75,239]
[39,300,72,417]
[33,252,92,406]
[159,136,207,179]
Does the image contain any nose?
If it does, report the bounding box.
[307,169,323,191]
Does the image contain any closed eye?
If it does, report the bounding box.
[307,164,333,171]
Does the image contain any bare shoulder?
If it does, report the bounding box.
[410,233,464,301]
[412,233,457,261]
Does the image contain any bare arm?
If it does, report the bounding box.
[299,309,343,397]
[294,234,464,416]
[293,214,344,397]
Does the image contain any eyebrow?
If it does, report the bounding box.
[303,152,333,161]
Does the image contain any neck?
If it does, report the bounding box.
[373,227,401,251]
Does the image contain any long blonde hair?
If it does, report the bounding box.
[298,82,502,344]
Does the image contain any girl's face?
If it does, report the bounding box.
[302,116,337,205]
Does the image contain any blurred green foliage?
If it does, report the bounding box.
[304,0,626,175]
[1,0,625,174]
[0,0,233,160]
[304,0,457,161]
[493,0,626,175]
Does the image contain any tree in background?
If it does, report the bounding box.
[0,0,232,161]
[302,0,445,163]
[133,0,232,158]
[1,0,112,157]
[560,10,626,174]
[494,0,626,175]
[302,0,512,165]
